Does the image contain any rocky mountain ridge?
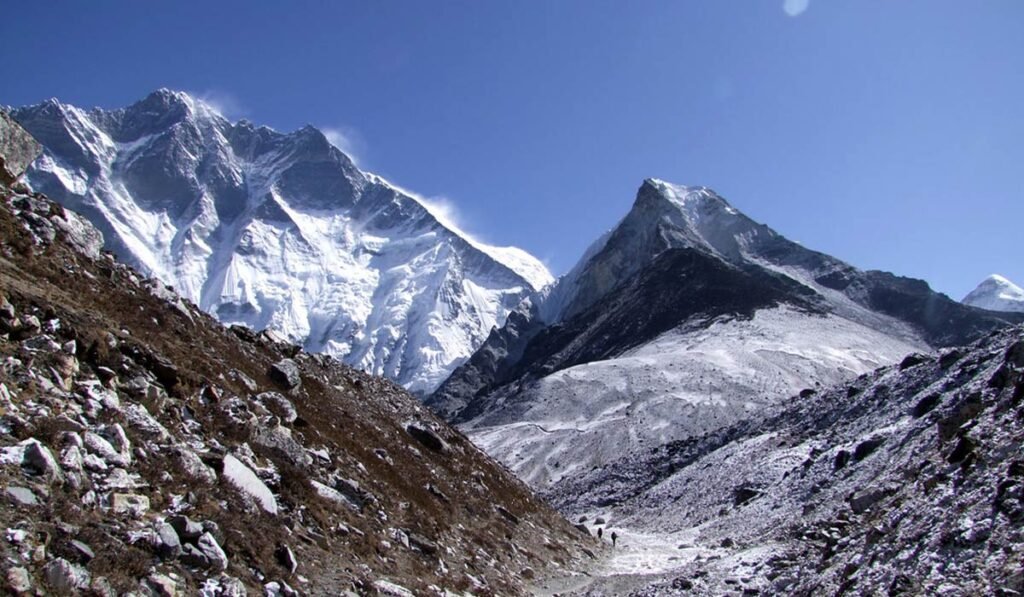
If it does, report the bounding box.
[10,90,552,394]
[430,179,1021,491]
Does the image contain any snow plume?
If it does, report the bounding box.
[188,89,246,119]
[322,126,365,166]
[783,0,810,17]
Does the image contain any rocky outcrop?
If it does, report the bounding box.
[0,110,41,186]
[0,169,596,593]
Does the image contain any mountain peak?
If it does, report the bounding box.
[963,274,1024,313]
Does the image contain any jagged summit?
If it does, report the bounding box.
[963,274,1024,313]
[11,90,552,393]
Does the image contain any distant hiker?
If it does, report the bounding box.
[597,527,603,540]
[611,531,618,547]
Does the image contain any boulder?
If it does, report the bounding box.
[849,487,894,514]
[5,486,37,506]
[253,425,311,467]
[174,448,217,484]
[222,454,277,514]
[406,424,447,453]
[269,359,301,390]
[22,439,63,483]
[257,392,298,424]
[144,573,178,597]
[154,522,182,558]
[43,558,90,592]
[0,110,43,186]
[197,532,228,571]
[167,515,204,543]
[6,566,31,594]
[111,492,150,517]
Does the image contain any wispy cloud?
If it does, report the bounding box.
[322,126,366,166]
[783,0,810,17]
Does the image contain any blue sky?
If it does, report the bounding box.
[3,1,1022,299]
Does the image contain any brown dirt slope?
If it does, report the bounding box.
[0,181,598,595]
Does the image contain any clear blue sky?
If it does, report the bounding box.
[3,1,1022,299]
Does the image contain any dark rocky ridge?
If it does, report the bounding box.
[430,179,1021,421]
[0,115,597,595]
[445,247,824,424]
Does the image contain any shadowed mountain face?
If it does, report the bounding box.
[430,179,1021,489]
[11,90,552,394]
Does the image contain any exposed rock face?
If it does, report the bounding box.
[0,176,596,594]
[0,110,41,185]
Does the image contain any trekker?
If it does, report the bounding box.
[611,531,618,548]
[597,527,603,540]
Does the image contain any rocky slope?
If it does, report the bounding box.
[10,90,552,394]
[548,324,1024,596]
[431,179,1020,490]
[963,274,1024,313]
[0,117,595,595]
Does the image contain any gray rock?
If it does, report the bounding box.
[180,543,210,569]
[407,531,439,556]
[222,454,277,514]
[155,522,182,558]
[90,576,117,597]
[69,539,95,562]
[849,487,894,514]
[144,572,178,597]
[44,557,90,592]
[173,448,217,484]
[257,392,298,424]
[269,359,301,390]
[111,492,150,517]
[84,431,130,467]
[167,515,204,543]
[52,209,104,260]
[5,486,37,506]
[197,532,228,571]
[22,439,63,483]
[253,424,311,467]
[406,424,447,453]
[0,110,42,186]
[6,566,31,594]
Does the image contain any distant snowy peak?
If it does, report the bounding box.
[12,89,550,393]
[963,274,1024,313]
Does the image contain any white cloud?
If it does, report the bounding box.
[322,126,365,166]
[783,0,810,17]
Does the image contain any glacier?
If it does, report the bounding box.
[11,89,552,393]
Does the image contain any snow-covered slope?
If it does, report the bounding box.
[467,307,924,489]
[432,179,1019,490]
[963,274,1024,313]
[11,90,551,393]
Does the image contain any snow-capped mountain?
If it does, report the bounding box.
[11,90,551,393]
[430,179,1021,489]
[963,274,1024,313]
